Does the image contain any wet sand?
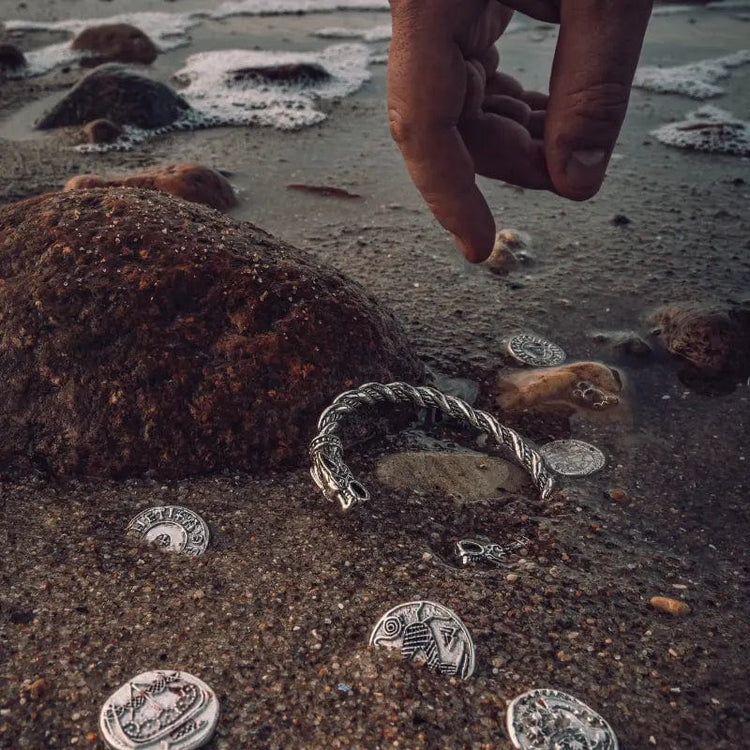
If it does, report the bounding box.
[1,3,749,748]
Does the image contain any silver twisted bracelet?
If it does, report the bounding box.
[309,381,555,513]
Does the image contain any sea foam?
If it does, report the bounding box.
[652,105,750,155]
[634,50,750,99]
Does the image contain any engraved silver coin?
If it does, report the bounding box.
[127,506,210,556]
[507,333,566,367]
[507,688,618,750]
[100,670,219,750]
[538,439,605,477]
[369,600,475,679]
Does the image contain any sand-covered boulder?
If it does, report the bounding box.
[64,165,237,212]
[35,64,189,130]
[0,43,26,73]
[72,23,158,66]
[650,300,750,376]
[0,189,422,478]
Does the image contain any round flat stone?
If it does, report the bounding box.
[507,333,566,367]
[100,670,219,750]
[369,600,475,679]
[539,439,606,477]
[506,688,618,750]
[126,506,209,556]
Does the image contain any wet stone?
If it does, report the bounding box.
[64,164,238,212]
[650,300,750,376]
[496,361,623,417]
[79,118,123,144]
[229,62,332,86]
[484,229,530,275]
[0,43,26,73]
[650,596,691,616]
[0,188,422,478]
[72,23,159,66]
[35,63,190,130]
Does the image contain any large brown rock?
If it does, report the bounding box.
[0,189,422,478]
[71,23,158,66]
[35,64,189,130]
[64,165,237,212]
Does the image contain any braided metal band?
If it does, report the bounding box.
[309,381,555,513]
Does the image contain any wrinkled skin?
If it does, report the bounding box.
[388,0,653,261]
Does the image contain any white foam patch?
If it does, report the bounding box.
[652,105,750,155]
[212,0,389,18]
[314,24,391,41]
[634,50,750,98]
[180,43,370,128]
[4,11,201,77]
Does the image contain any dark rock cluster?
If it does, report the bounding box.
[0,189,422,478]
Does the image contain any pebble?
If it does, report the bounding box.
[608,488,628,501]
[28,677,49,700]
[650,596,691,616]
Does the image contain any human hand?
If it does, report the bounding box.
[387,0,653,262]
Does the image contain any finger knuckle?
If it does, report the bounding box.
[564,81,630,128]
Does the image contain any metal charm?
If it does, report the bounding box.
[456,535,531,567]
[538,439,606,477]
[310,382,555,513]
[369,600,476,679]
[127,506,210,556]
[507,333,566,368]
[506,688,618,750]
[99,670,219,750]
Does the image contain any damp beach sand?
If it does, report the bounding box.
[1,2,749,749]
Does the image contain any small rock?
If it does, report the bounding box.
[495,361,623,416]
[64,164,237,212]
[35,63,190,130]
[613,333,651,358]
[649,301,750,376]
[29,678,50,700]
[483,229,531,275]
[650,596,691,616]
[611,213,631,226]
[229,62,331,86]
[375,451,530,501]
[79,118,123,144]
[71,24,158,66]
[506,573,519,582]
[608,488,628,501]
[0,43,26,72]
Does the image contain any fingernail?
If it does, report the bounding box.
[565,149,608,193]
[571,148,606,167]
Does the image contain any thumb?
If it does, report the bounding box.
[545,0,652,200]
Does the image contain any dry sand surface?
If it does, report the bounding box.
[1,1,749,748]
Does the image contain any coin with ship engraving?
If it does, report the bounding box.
[538,439,606,477]
[100,670,219,750]
[507,333,566,367]
[506,688,618,750]
[369,600,475,679]
[126,506,210,556]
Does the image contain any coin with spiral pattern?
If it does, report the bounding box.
[369,600,475,679]
[506,688,618,750]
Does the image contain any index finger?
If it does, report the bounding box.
[387,7,496,262]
